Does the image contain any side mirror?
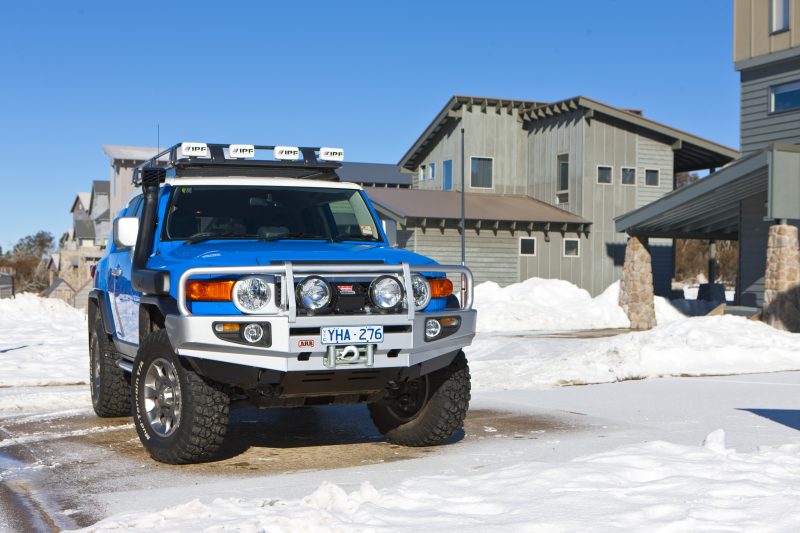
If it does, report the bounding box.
[113,217,139,248]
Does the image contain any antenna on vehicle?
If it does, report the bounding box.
[156,123,160,155]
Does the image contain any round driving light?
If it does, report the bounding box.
[411,274,431,310]
[296,276,332,311]
[242,323,264,343]
[370,276,404,310]
[232,276,272,313]
[425,319,442,339]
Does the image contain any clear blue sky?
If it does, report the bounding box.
[0,0,737,250]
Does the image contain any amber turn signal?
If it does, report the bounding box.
[187,280,235,302]
[429,278,453,298]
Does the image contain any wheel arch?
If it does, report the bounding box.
[139,295,179,342]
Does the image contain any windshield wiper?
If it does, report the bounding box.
[259,232,330,242]
[183,232,255,245]
[331,232,381,243]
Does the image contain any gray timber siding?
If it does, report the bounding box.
[527,111,585,215]
[405,225,588,289]
[738,191,771,306]
[741,57,800,154]
[405,106,680,297]
[414,107,528,195]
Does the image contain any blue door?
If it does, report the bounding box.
[109,196,142,345]
[443,160,453,191]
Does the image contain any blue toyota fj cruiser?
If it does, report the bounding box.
[89,143,476,464]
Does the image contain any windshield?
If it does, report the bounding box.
[163,185,382,243]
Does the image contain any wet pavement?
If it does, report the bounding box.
[0,397,581,531]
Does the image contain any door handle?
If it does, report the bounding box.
[110,268,123,278]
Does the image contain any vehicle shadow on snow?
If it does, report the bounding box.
[738,408,800,431]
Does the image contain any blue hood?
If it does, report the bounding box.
[149,240,437,298]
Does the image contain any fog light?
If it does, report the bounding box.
[425,319,442,339]
[242,323,264,343]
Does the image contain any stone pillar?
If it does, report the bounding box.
[619,236,657,330]
[763,224,800,332]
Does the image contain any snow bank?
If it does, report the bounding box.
[76,431,800,532]
[468,315,800,390]
[473,278,682,332]
[0,294,88,387]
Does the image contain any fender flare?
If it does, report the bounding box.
[88,289,115,336]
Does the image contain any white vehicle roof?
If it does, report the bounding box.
[124,177,363,209]
[163,176,363,190]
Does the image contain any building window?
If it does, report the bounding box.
[645,169,660,187]
[470,157,493,188]
[621,167,636,185]
[443,160,453,190]
[519,237,537,256]
[563,238,580,258]
[418,166,425,182]
[428,162,436,181]
[770,80,800,113]
[597,165,612,184]
[557,154,569,204]
[772,0,790,33]
[557,154,569,191]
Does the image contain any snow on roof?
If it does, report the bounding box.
[71,192,90,213]
[102,144,160,162]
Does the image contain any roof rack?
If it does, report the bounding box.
[132,143,344,186]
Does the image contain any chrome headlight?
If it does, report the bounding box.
[232,276,271,313]
[296,276,332,311]
[370,276,404,310]
[411,274,431,310]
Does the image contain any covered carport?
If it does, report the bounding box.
[615,144,800,331]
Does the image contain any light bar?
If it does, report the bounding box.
[319,147,344,162]
[180,142,208,158]
[229,144,255,159]
[274,146,301,160]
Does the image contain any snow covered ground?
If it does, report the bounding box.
[0,294,88,387]
[80,429,800,532]
[2,284,800,531]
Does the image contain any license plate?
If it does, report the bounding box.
[320,326,384,345]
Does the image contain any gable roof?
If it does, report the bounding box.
[399,95,547,171]
[398,95,739,173]
[521,96,739,172]
[364,187,589,227]
[336,162,411,186]
[92,180,110,194]
[70,192,90,213]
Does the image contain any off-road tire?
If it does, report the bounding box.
[90,317,131,417]
[132,329,230,464]
[369,351,471,446]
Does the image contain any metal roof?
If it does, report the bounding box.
[522,97,739,173]
[335,162,411,186]
[365,187,589,227]
[92,180,110,194]
[74,219,96,240]
[615,149,770,239]
[398,95,739,173]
